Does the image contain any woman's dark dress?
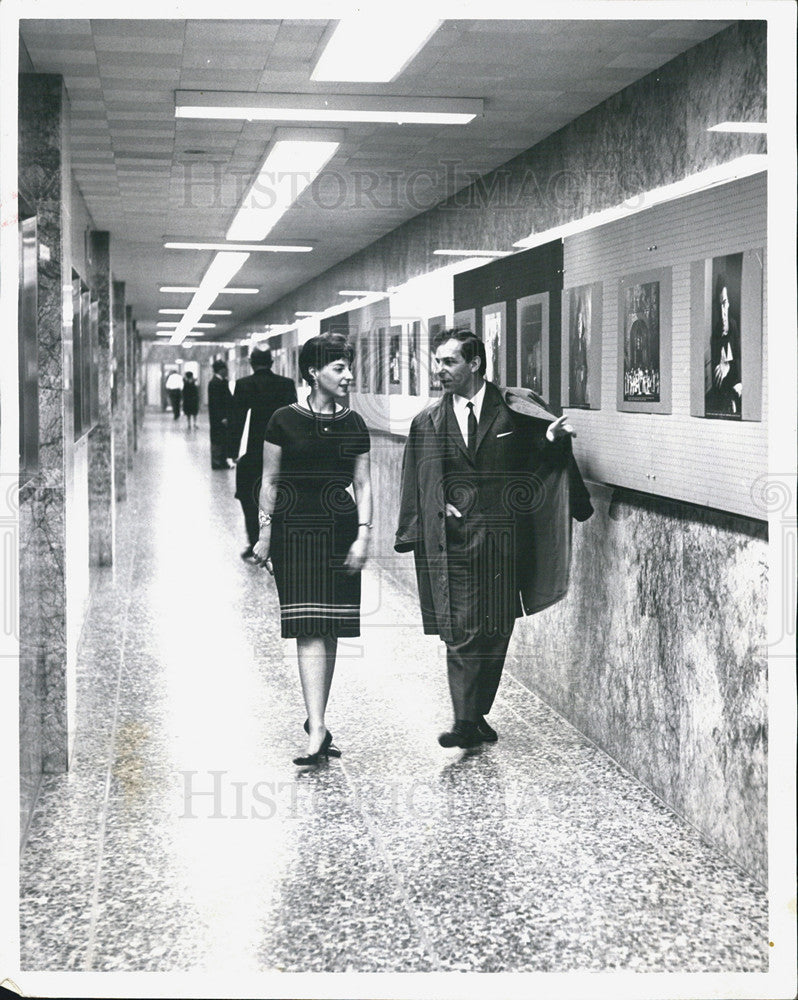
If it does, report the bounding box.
[264,403,370,638]
[182,380,199,416]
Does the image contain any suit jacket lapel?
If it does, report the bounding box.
[474,381,502,456]
[431,394,472,463]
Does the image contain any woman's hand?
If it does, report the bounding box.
[253,528,273,574]
[344,535,369,574]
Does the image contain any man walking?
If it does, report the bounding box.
[165,368,183,420]
[208,359,234,469]
[395,329,592,748]
[230,347,297,560]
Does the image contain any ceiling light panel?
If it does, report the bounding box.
[164,241,313,252]
[311,15,441,82]
[169,252,249,344]
[225,139,340,242]
[159,309,232,315]
[175,91,481,126]
[160,286,259,294]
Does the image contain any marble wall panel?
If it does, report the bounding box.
[243,22,766,330]
[88,232,115,566]
[366,434,767,883]
[125,307,135,468]
[18,491,43,842]
[111,280,128,501]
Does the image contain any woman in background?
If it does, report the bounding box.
[182,371,199,429]
[253,334,372,766]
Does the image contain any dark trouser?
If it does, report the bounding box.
[445,513,516,722]
[236,465,261,546]
[209,423,229,468]
[168,389,181,419]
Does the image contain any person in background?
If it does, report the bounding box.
[208,360,235,469]
[230,347,297,561]
[165,368,183,420]
[182,371,199,430]
[252,334,372,767]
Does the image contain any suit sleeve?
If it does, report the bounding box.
[394,419,422,553]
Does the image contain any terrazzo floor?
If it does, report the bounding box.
[19,410,769,974]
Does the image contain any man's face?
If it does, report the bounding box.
[719,286,729,330]
[434,338,479,396]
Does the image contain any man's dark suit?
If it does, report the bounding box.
[395,380,592,724]
[230,367,297,547]
[208,374,234,468]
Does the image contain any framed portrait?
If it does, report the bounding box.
[358,332,370,393]
[690,248,763,421]
[408,320,420,396]
[617,267,672,414]
[562,283,602,410]
[482,301,506,385]
[373,326,387,394]
[427,314,447,395]
[516,292,549,401]
[388,324,402,395]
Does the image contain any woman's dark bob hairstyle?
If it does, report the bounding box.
[299,333,355,385]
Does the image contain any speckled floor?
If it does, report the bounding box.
[19,411,769,973]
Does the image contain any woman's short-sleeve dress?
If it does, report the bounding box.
[263,403,370,638]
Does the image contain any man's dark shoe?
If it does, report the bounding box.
[476,716,498,743]
[438,720,482,748]
[240,546,255,561]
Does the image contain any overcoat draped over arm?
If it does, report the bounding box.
[394,385,593,644]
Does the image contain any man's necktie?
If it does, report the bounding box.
[466,401,477,456]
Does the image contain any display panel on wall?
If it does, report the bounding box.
[690,248,763,422]
[388,325,402,395]
[408,321,421,396]
[427,314,447,395]
[358,331,371,393]
[617,267,672,414]
[516,292,550,402]
[561,284,602,410]
[482,302,507,384]
[374,326,387,395]
[18,207,39,486]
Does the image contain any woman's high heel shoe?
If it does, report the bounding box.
[303,719,341,758]
[293,729,338,767]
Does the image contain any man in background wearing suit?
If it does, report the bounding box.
[208,359,235,469]
[395,329,591,749]
[230,346,297,561]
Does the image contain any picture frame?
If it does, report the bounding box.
[617,267,672,414]
[427,314,447,395]
[482,301,506,385]
[516,291,550,401]
[690,248,763,421]
[562,283,602,410]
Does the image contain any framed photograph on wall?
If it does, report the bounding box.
[359,332,370,392]
[562,282,602,409]
[374,326,387,395]
[388,325,402,395]
[617,267,672,414]
[482,301,506,385]
[690,248,763,421]
[408,320,420,396]
[427,314,447,395]
[516,292,549,400]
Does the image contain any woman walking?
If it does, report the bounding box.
[253,334,372,766]
[182,371,199,429]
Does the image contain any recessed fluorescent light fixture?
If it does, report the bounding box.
[176,91,481,126]
[224,139,340,242]
[164,241,313,253]
[433,249,513,258]
[169,252,249,345]
[160,286,259,294]
[338,290,384,296]
[157,321,216,328]
[295,311,321,317]
[159,309,232,316]
[708,121,767,134]
[514,154,768,250]
[311,15,441,83]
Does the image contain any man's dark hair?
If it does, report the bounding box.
[431,327,486,376]
[212,359,227,373]
[249,347,273,370]
[298,333,354,385]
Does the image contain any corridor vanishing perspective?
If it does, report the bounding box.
[19,413,769,974]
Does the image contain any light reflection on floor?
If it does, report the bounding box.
[19,411,768,973]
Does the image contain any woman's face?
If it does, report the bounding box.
[313,356,353,397]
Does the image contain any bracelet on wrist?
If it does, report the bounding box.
[258,510,272,529]
[358,522,372,529]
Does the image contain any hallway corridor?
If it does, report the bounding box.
[19,411,769,974]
